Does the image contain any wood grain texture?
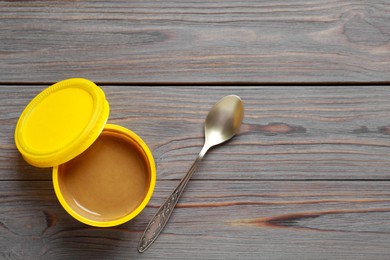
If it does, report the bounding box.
[2,1,390,258]
[3,85,390,180]
[2,84,390,258]
[1,1,389,83]
[1,180,389,259]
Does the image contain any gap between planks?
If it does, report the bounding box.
[0,82,390,87]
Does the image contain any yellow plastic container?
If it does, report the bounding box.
[15,78,156,227]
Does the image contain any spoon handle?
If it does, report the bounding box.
[138,146,208,253]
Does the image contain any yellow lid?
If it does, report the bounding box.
[15,78,110,167]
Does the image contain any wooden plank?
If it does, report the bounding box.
[1,1,389,83]
[3,85,390,180]
[0,180,389,259]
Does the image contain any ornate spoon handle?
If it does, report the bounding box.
[138,146,208,253]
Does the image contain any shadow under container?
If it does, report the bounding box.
[15,78,156,227]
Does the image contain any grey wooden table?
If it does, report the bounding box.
[1,1,390,259]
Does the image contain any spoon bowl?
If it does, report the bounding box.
[138,95,244,253]
[204,95,243,148]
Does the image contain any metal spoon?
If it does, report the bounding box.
[138,95,244,253]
